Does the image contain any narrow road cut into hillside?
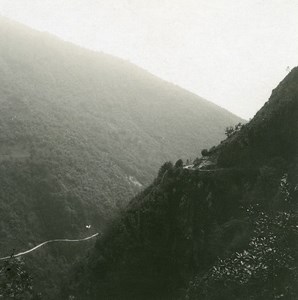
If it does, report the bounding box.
[0,233,99,261]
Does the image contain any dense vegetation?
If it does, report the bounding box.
[0,256,39,299]
[0,17,242,297]
[65,68,298,299]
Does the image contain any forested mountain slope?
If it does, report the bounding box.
[67,68,298,299]
[0,17,242,297]
[0,17,243,239]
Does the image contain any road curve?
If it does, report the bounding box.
[0,233,99,261]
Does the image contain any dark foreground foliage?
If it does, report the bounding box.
[64,68,298,299]
[187,207,298,299]
[0,256,41,299]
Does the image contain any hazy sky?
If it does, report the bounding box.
[1,0,297,119]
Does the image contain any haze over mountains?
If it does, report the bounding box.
[0,17,243,296]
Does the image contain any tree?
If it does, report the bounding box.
[0,256,37,299]
[157,161,173,178]
[225,123,244,138]
[225,126,235,138]
[175,159,184,168]
[193,157,201,166]
[201,149,209,157]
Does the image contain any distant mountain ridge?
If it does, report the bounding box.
[0,17,242,296]
[0,16,242,177]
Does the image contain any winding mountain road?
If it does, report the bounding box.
[0,233,99,261]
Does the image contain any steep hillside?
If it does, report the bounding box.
[66,68,298,299]
[215,66,298,168]
[0,17,242,297]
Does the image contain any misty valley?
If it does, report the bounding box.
[0,13,298,300]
